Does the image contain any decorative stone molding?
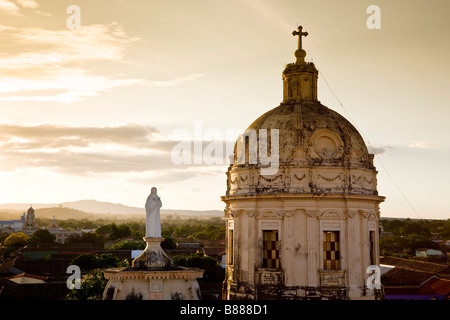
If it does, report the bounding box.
[360,210,376,220]
[229,209,242,218]
[305,209,319,218]
[294,173,307,181]
[244,209,257,217]
[259,174,284,183]
[149,280,163,293]
[318,210,345,220]
[292,147,307,160]
[318,173,342,182]
[345,210,357,219]
[226,165,378,196]
[322,222,342,230]
[257,210,282,219]
[104,268,204,281]
[261,221,280,230]
[318,270,346,287]
[282,209,296,217]
[367,211,378,220]
[310,129,344,159]
[257,269,283,285]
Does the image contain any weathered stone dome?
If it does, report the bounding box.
[226,29,377,197]
[243,100,373,168]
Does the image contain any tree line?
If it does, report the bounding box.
[380,218,450,257]
[0,216,225,262]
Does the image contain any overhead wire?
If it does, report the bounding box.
[318,68,422,220]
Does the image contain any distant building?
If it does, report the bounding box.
[5,272,48,284]
[22,206,38,236]
[416,248,445,258]
[47,216,82,243]
[0,206,37,235]
[0,219,23,234]
[177,241,201,249]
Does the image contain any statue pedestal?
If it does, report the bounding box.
[132,237,173,268]
[103,266,204,300]
[103,237,204,300]
[103,187,203,300]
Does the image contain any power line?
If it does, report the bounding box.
[318,69,422,220]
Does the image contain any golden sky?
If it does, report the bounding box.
[0,0,449,218]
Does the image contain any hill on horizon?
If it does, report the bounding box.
[0,199,223,219]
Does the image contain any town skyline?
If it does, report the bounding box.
[0,1,449,219]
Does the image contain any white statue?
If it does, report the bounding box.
[145,187,162,238]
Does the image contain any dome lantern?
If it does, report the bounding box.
[283,26,318,103]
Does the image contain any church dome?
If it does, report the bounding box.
[47,216,59,230]
[226,26,377,197]
[242,100,372,167]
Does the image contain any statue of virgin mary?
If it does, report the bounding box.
[145,187,162,238]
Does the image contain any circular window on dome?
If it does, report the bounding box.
[311,129,343,159]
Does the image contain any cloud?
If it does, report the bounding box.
[0,123,232,176]
[2,150,174,174]
[148,74,205,87]
[0,23,139,66]
[0,123,175,174]
[0,22,204,103]
[128,168,223,185]
[16,0,39,9]
[0,123,161,150]
[0,0,20,16]
[408,141,437,149]
[0,70,146,103]
[367,144,394,156]
[0,22,145,102]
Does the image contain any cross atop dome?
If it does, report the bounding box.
[292,25,308,51]
[292,25,308,65]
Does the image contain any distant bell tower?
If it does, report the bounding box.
[22,206,37,236]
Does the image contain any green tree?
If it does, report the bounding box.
[3,232,29,251]
[71,254,98,271]
[95,224,112,237]
[173,253,224,283]
[380,235,410,256]
[66,232,105,244]
[28,229,56,246]
[161,236,176,250]
[109,223,131,240]
[408,235,440,253]
[95,253,127,269]
[1,232,29,261]
[70,253,128,272]
[66,270,108,300]
[107,240,146,250]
